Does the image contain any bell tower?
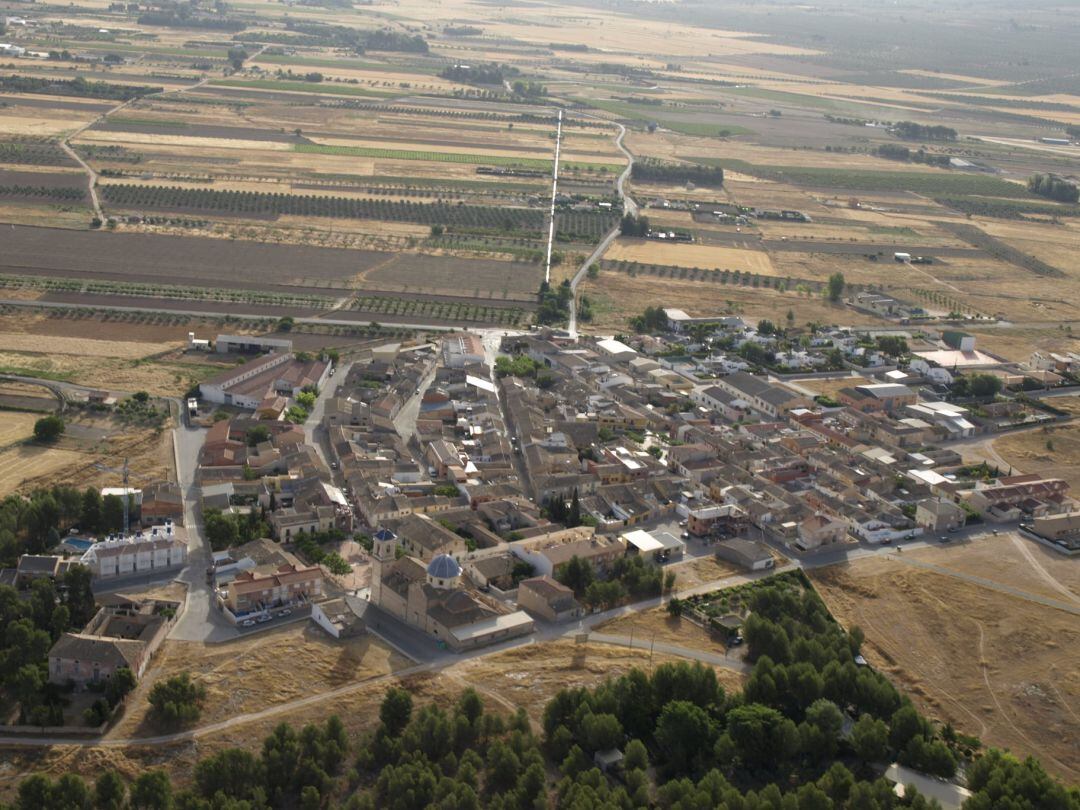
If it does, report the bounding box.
[370,527,397,606]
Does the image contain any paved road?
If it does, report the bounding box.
[302,360,352,470]
[168,421,238,643]
[544,109,563,285]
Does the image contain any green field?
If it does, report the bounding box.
[255,54,439,75]
[295,144,620,172]
[697,158,1033,197]
[208,79,396,98]
[582,99,755,138]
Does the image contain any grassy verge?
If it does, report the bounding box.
[208,79,396,98]
[581,98,755,137]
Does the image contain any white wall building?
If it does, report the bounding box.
[80,522,188,579]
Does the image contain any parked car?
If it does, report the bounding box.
[277,608,292,617]
[241,619,256,627]
[256,614,273,623]
[939,536,950,543]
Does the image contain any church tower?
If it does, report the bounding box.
[370,527,397,607]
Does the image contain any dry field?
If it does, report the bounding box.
[667,554,743,590]
[597,608,724,654]
[0,412,40,446]
[109,623,410,739]
[992,422,1080,492]
[580,269,888,332]
[603,238,777,274]
[0,412,172,497]
[811,556,1080,783]
[446,639,747,727]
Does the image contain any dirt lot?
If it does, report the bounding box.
[597,607,729,655]
[811,555,1080,783]
[362,253,541,299]
[667,554,743,590]
[110,622,410,740]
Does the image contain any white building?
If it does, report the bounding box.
[80,522,188,579]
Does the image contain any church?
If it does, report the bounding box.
[369,528,534,652]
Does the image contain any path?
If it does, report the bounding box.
[586,632,751,673]
[566,118,635,338]
[884,553,1080,616]
[62,52,259,224]
[1008,534,1080,606]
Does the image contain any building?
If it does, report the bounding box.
[511,529,626,579]
[139,481,184,526]
[516,576,583,622]
[621,529,685,564]
[715,539,775,571]
[79,522,188,580]
[713,372,810,418]
[595,338,637,362]
[223,563,324,619]
[48,599,177,688]
[851,383,917,412]
[442,333,485,368]
[915,498,966,532]
[310,596,367,638]
[200,352,330,409]
[942,330,975,352]
[216,334,294,355]
[962,475,1071,522]
[796,513,848,550]
[15,555,67,588]
[1029,512,1080,553]
[369,529,534,652]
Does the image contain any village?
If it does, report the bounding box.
[4,309,1078,724]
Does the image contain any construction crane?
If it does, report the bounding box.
[92,457,149,537]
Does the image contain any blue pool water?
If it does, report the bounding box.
[65,538,93,551]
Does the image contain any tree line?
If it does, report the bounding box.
[0,75,162,101]
[1027,173,1080,204]
[631,159,725,187]
[875,144,950,168]
[890,121,957,141]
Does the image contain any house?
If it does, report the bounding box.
[223,563,324,619]
[15,555,64,588]
[310,596,366,638]
[516,576,583,622]
[595,338,637,362]
[139,481,184,526]
[962,475,1071,521]
[715,539,775,571]
[915,498,966,532]
[712,372,810,418]
[852,383,917,412]
[1030,512,1080,552]
[510,528,625,579]
[79,522,188,580]
[796,513,848,550]
[48,599,177,687]
[464,553,518,591]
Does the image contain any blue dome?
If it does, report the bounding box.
[427,554,462,579]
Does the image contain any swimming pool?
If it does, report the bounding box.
[64,538,93,551]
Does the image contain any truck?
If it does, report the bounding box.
[894,252,912,263]
[187,398,198,417]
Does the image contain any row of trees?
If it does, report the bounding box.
[0,74,161,101]
[890,121,957,141]
[875,144,950,168]
[1027,172,1080,203]
[619,213,651,237]
[631,159,725,187]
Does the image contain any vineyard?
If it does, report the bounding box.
[100,184,548,231]
[936,196,1080,219]
[0,185,86,202]
[0,274,337,309]
[936,221,1066,278]
[554,211,619,242]
[0,142,75,167]
[348,295,527,325]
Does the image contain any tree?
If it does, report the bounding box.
[80,487,103,534]
[851,713,889,764]
[246,425,271,446]
[203,508,239,551]
[61,563,95,627]
[667,597,684,617]
[227,45,248,70]
[567,488,581,528]
[826,272,845,303]
[193,747,265,801]
[654,700,715,776]
[966,373,1003,398]
[148,672,206,728]
[580,712,623,753]
[130,770,172,810]
[556,555,594,596]
[726,703,799,771]
[104,666,137,707]
[102,494,126,534]
[624,738,649,771]
[380,687,413,735]
[757,319,777,336]
[94,770,126,810]
[33,415,65,443]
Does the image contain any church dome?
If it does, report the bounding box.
[427,554,462,580]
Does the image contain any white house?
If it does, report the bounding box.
[80,522,188,579]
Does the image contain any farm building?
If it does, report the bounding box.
[442,333,486,368]
[200,353,330,409]
[216,334,294,355]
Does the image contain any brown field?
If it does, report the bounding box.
[811,556,1080,783]
[597,607,727,655]
[667,554,743,590]
[580,269,888,332]
[992,422,1080,492]
[0,413,172,497]
[603,238,777,274]
[446,639,747,726]
[110,623,410,739]
[0,412,41,446]
[364,253,541,299]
